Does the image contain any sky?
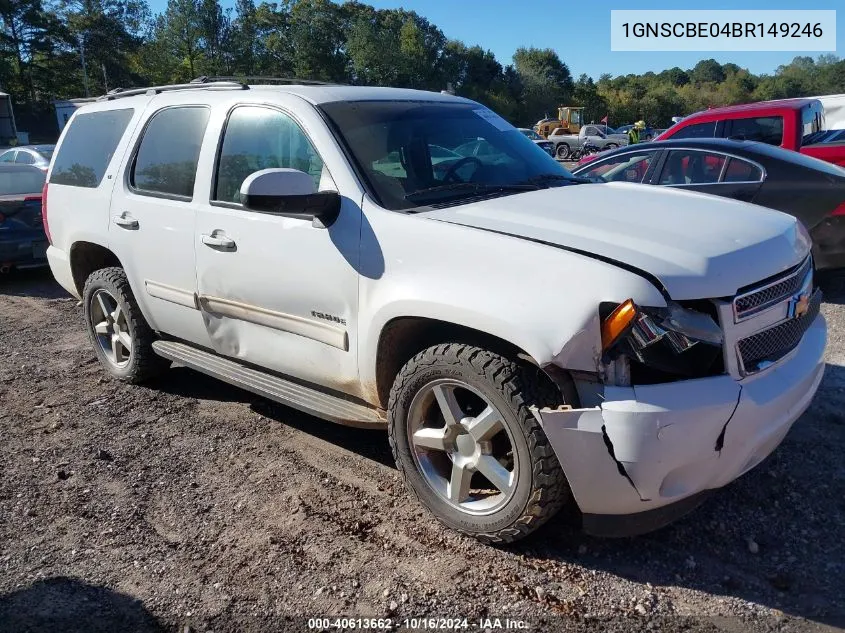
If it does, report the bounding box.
[146,0,843,79]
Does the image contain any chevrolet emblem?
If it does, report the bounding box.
[793,292,810,318]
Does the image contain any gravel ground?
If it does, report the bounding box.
[1,268,844,633]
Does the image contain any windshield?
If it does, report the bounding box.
[321,101,579,210]
[801,101,827,145]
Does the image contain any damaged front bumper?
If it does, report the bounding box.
[532,313,827,537]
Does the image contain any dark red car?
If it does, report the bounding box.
[656,98,845,167]
[0,163,48,272]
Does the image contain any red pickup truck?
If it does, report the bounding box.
[656,98,845,167]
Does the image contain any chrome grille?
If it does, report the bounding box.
[737,289,821,373]
[733,256,812,322]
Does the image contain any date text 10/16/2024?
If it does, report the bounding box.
[307,618,530,630]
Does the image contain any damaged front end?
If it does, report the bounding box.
[533,278,827,537]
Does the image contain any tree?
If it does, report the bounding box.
[690,58,725,84]
[512,47,573,124]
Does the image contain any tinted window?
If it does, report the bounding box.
[0,168,46,195]
[727,116,783,145]
[214,106,325,203]
[51,108,134,187]
[723,158,763,182]
[15,151,35,165]
[669,121,716,139]
[132,107,209,198]
[579,151,657,183]
[659,151,726,185]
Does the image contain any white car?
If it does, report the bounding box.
[43,80,826,543]
[517,128,555,157]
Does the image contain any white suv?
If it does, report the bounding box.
[44,79,826,543]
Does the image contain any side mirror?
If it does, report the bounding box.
[239,168,341,228]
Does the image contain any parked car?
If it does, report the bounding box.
[0,144,55,171]
[656,98,845,167]
[548,124,627,159]
[616,124,657,142]
[571,138,845,270]
[0,163,48,272]
[517,128,555,156]
[45,80,825,543]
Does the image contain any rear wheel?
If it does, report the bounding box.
[556,144,570,159]
[82,267,169,383]
[388,343,571,544]
[605,143,618,149]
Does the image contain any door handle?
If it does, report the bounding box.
[201,233,236,251]
[114,213,139,230]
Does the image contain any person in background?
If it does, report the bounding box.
[628,120,646,145]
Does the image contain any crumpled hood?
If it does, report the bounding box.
[424,182,811,300]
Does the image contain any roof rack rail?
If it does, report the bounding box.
[97,79,247,101]
[197,75,345,87]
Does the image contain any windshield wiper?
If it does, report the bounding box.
[519,173,591,186]
[404,182,538,202]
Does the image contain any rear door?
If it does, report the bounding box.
[108,103,211,345]
[653,149,763,202]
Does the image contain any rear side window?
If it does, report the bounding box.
[51,108,134,187]
[723,158,763,183]
[669,121,716,140]
[726,116,783,146]
[15,152,34,165]
[658,150,726,185]
[131,106,210,199]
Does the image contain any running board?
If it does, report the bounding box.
[151,340,386,428]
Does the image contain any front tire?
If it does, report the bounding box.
[556,144,570,159]
[82,267,168,383]
[388,344,570,544]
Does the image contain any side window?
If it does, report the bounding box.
[669,121,717,140]
[131,107,209,199]
[51,108,134,187]
[214,106,325,204]
[0,151,15,162]
[579,151,656,183]
[659,151,726,185]
[726,116,783,145]
[15,151,35,165]
[722,158,763,183]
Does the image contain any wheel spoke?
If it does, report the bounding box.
[447,461,472,503]
[111,303,123,326]
[433,384,463,426]
[466,406,503,441]
[94,320,110,335]
[96,293,110,320]
[412,427,449,452]
[117,331,133,355]
[476,455,513,493]
[110,335,121,363]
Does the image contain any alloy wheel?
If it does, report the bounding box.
[407,379,518,515]
[89,289,132,368]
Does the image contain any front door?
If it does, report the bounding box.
[194,104,361,396]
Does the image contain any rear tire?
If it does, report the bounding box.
[605,143,618,149]
[82,267,169,383]
[388,343,571,545]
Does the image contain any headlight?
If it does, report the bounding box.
[601,299,724,381]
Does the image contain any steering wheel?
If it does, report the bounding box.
[442,156,483,183]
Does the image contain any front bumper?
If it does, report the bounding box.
[532,312,826,536]
[0,230,49,268]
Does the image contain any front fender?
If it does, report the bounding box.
[357,203,667,391]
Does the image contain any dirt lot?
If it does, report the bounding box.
[1,268,844,633]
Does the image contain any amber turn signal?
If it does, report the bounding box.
[601,299,638,351]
